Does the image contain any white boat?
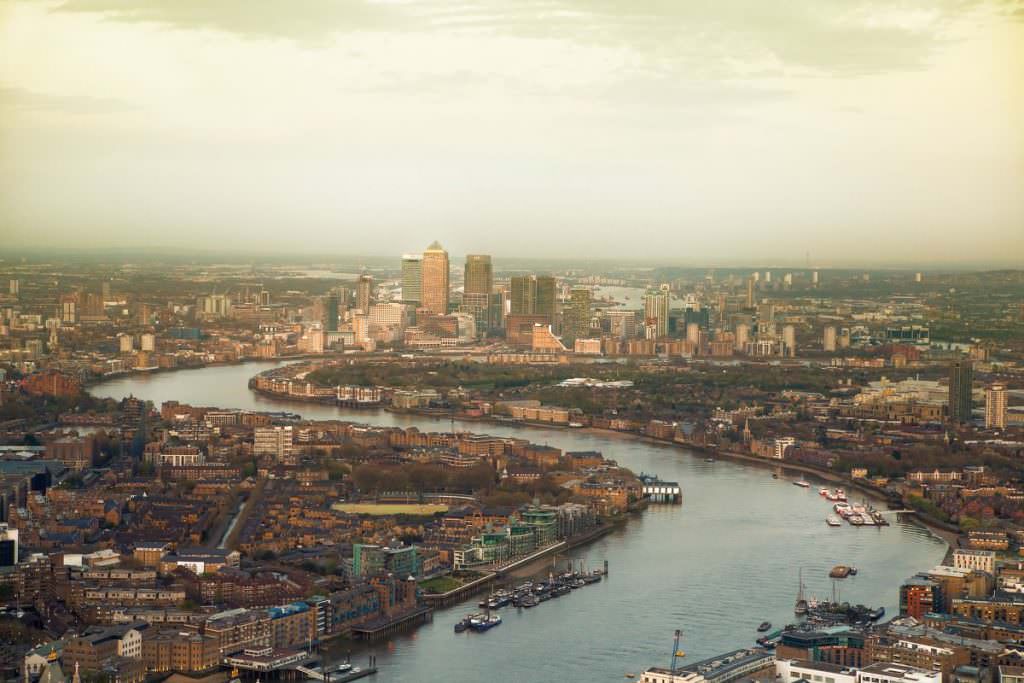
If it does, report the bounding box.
[818,488,829,496]
[793,479,811,488]
[826,515,842,527]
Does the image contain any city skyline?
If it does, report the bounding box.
[2,0,1022,265]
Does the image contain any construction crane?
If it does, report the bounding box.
[670,629,686,673]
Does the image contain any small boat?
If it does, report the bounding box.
[818,487,829,496]
[849,566,858,576]
[793,479,811,488]
[756,636,775,649]
[795,599,808,615]
[826,515,842,527]
[757,621,772,632]
[772,473,779,479]
[471,614,502,631]
[520,593,539,608]
[829,565,852,578]
[704,457,715,462]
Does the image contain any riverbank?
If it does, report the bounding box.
[92,361,949,676]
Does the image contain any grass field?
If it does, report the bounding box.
[419,575,464,594]
[331,502,449,515]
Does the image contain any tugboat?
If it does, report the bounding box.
[757,621,772,632]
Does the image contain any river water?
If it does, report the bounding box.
[92,362,946,681]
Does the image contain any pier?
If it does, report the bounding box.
[642,480,682,504]
[350,605,433,642]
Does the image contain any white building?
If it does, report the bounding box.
[952,549,996,574]
[140,333,156,352]
[253,426,293,461]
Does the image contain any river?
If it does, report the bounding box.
[91,362,947,681]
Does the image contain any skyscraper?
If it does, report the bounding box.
[421,241,450,315]
[745,277,755,308]
[510,276,537,316]
[535,276,556,320]
[401,254,423,305]
[563,288,592,342]
[324,294,339,332]
[356,274,374,314]
[644,289,670,339]
[463,255,493,336]
[985,384,1007,429]
[948,360,974,424]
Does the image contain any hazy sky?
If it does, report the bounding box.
[1,1,1022,266]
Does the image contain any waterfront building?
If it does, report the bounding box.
[948,360,974,423]
[984,384,1007,429]
[420,241,450,315]
[642,648,775,683]
[352,543,420,578]
[953,549,996,574]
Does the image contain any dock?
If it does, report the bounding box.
[639,474,682,503]
[350,605,433,642]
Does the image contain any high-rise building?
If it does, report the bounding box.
[254,426,294,462]
[948,360,974,424]
[9,280,19,296]
[510,276,536,316]
[735,323,750,351]
[401,254,423,305]
[812,271,819,286]
[535,276,556,320]
[463,255,493,336]
[686,322,701,346]
[823,326,837,352]
[644,289,670,339]
[324,294,339,332]
[0,523,17,566]
[985,384,1007,429]
[783,325,796,357]
[356,274,374,314]
[745,278,755,308]
[421,241,450,315]
[606,310,637,339]
[563,288,592,342]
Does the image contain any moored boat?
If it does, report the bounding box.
[826,515,842,527]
